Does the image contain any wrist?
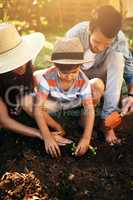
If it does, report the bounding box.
[82,134,91,141]
[41,130,52,139]
[43,134,53,141]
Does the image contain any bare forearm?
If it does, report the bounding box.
[0,99,40,138]
[34,107,51,139]
[0,117,39,137]
[82,108,95,141]
[43,112,61,130]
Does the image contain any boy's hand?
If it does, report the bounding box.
[44,135,61,158]
[75,137,90,156]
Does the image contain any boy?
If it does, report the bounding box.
[34,37,104,157]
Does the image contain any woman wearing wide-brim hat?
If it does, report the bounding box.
[0,23,70,157]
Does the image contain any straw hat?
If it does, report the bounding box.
[51,37,89,64]
[0,23,45,74]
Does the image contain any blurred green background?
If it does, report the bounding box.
[0,0,133,68]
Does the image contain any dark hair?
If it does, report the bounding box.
[90,5,122,38]
[54,63,80,72]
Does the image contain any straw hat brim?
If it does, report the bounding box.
[49,59,90,65]
[0,32,45,74]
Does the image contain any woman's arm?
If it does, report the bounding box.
[0,99,42,139]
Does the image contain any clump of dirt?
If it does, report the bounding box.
[0,171,48,200]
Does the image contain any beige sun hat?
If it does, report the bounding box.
[50,37,89,64]
[0,23,45,74]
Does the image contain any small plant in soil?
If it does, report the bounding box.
[88,145,97,155]
[69,142,77,155]
[68,142,97,156]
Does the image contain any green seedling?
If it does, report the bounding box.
[68,142,97,156]
[67,142,76,156]
[70,142,77,155]
[88,145,97,155]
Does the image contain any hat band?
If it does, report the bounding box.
[0,39,22,55]
[51,52,84,60]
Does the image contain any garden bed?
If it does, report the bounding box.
[0,112,133,200]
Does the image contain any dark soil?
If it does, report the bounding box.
[0,111,133,200]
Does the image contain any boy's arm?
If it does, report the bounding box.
[75,103,95,156]
[75,77,95,156]
[33,71,65,132]
[43,111,65,135]
[0,99,41,139]
[82,105,95,140]
[34,95,61,158]
[34,72,70,156]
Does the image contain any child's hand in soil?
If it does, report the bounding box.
[75,137,90,156]
[44,135,61,158]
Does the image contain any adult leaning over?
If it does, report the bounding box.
[65,5,133,145]
[0,23,70,157]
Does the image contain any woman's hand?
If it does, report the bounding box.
[44,135,61,158]
[52,133,73,146]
